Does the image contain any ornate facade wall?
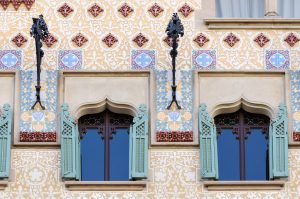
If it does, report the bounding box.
[0,0,300,198]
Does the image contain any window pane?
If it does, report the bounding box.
[245,128,268,180]
[218,129,240,180]
[110,128,129,181]
[278,0,300,18]
[216,0,265,18]
[81,128,104,181]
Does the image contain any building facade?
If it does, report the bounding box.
[0,0,300,198]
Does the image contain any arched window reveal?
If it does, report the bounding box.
[199,103,288,181]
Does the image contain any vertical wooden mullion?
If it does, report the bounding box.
[239,111,246,181]
[104,110,110,181]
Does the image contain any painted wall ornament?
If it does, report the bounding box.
[30,15,49,110]
[165,13,184,110]
[148,3,164,17]
[224,32,240,47]
[88,3,103,17]
[133,33,149,47]
[57,3,74,17]
[285,33,299,47]
[12,33,27,47]
[254,33,270,47]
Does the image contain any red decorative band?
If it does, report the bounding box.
[20,132,56,142]
[293,132,300,141]
[156,131,193,142]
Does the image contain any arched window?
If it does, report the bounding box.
[79,110,132,181]
[60,103,148,182]
[215,109,269,181]
[199,103,288,181]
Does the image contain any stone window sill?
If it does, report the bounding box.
[0,181,8,190]
[64,181,147,191]
[204,18,300,29]
[203,181,285,191]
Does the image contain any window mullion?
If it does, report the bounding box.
[104,111,110,181]
[239,111,246,181]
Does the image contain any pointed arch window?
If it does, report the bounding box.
[215,110,270,181]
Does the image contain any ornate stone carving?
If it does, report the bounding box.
[133,33,149,47]
[88,3,103,17]
[58,3,74,17]
[224,33,240,47]
[102,33,118,47]
[42,33,57,48]
[148,3,163,17]
[178,3,194,17]
[254,33,270,47]
[118,3,133,17]
[193,33,209,47]
[284,33,299,47]
[72,33,88,47]
[12,33,27,47]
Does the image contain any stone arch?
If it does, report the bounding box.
[211,97,274,119]
[73,97,138,120]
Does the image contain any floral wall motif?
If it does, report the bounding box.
[0,148,299,198]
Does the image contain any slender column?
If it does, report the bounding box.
[265,0,278,17]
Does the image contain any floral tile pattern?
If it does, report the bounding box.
[192,50,216,70]
[266,50,290,70]
[156,70,193,140]
[58,50,82,70]
[131,50,155,70]
[290,71,300,141]
[19,70,58,141]
[0,50,21,70]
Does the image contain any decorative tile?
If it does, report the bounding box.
[42,33,57,48]
[156,131,193,142]
[192,50,216,70]
[163,36,172,47]
[12,0,22,10]
[19,70,58,141]
[148,3,163,17]
[23,0,35,10]
[178,3,194,17]
[132,33,149,47]
[193,33,209,47]
[293,132,300,141]
[118,3,133,17]
[72,33,88,47]
[12,33,28,47]
[156,70,193,140]
[224,33,240,47]
[58,50,82,70]
[131,50,155,70]
[102,33,118,47]
[265,50,290,70]
[20,132,56,142]
[57,3,74,17]
[254,33,270,47]
[0,50,21,70]
[88,3,103,17]
[285,33,299,47]
[0,0,10,10]
[290,71,300,140]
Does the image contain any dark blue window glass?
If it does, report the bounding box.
[81,128,104,181]
[110,128,129,181]
[245,128,268,180]
[217,129,240,180]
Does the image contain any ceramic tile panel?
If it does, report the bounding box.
[19,70,58,142]
[58,50,82,70]
[0,50,21,70]
[266,50,290,70]
[192,50,216,70]
[131,50,156,70]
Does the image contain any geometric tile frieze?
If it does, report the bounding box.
[192,50,216,70]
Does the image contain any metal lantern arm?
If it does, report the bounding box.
[30,15,49,110]
[165,13,184,110]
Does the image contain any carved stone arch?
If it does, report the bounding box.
[211,97,275,119]
[74,97,138,120]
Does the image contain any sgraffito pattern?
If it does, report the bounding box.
[0,148,299,198]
